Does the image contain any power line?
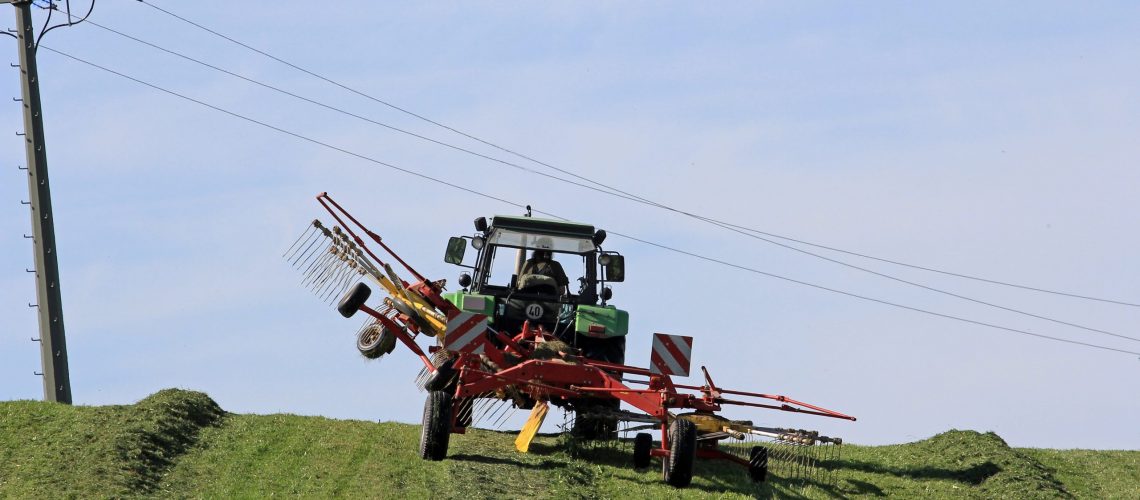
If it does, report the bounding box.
[34,0,95,49]
[132,0,1139,309]
[38,44,1140,358]
[69,16,650,207]
[68,13,1137,344]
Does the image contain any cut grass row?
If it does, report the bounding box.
[2,389,1137,498]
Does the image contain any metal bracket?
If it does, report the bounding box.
[34,371,43,376]
[18,164,27,170]
[28,302,37,308]
[31,337,40,341]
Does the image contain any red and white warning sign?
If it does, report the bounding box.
[444,310,490,354]
[649,333,693,377]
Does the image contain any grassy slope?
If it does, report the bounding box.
[2,390,1137,499]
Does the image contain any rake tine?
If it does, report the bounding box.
[330,257,363,298]
[495,406,518,430]
[490,402,508,428]
[283,222,317,259]
[299,242,332,277]
[327,268,358,303]
[291,228,328,267]
[286,221,323,260]
[301,254,331,288]
[324,267,354,302]
[471,399,488,427]
[319,261,351,300]
[458,398,474,426]
[460,392,488,426]
[303,248,338,287]
[486,400,508,428]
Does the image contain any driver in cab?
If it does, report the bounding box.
[518,248,569,295]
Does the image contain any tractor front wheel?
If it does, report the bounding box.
[419,390,452,461]
[663,418,696,487]
[633,432,653,469]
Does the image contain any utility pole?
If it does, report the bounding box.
[6,0,71,404]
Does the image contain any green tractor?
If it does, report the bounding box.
[442,214,628,437]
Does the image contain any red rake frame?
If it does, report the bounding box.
[315,192,855,478]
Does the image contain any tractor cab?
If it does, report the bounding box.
[442,215,628,360]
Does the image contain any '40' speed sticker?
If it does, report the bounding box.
[525,303,544,320]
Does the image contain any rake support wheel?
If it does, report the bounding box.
[749,445,769,483]
[419,390,452,461]
[356,323,397,359]
[337,282,371,318]
[663,418,697,487]
[633,432,653,469]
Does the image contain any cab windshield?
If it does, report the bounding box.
[486,229,595,254]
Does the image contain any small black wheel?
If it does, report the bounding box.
[419,390,452,461]
[633,432,653,469]
[749,445,769,482]
[423,358,457,392]
[337,282,372,318]
[663,418,696,488]
[356,323,397,359]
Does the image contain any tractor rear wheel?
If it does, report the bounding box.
[663,418,696,487]
[633,432,653,469]
[574,337,626,440]
[419,390,452,461]
[749,445,769,482]
[572,398,619,440]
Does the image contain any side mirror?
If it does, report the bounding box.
[444,237,466,265]
[602,254,625,282]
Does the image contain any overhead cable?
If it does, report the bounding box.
[39,44,1140,358]
[71,14,1138,343]
[131,0,1138,309]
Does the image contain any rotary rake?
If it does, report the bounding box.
[288,193,856,489]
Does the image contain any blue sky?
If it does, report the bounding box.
[1,1,1138,449]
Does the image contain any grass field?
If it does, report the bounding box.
[2,389,1137,498]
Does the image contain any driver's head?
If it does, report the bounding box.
[533,249,553,261]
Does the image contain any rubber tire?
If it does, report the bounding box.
[337,282,371,318]
[356,324,396,359]
[663,419,697,488]
[580,336,626,365]
[749,445,769,483]
[423,359,457,392]
[633,432,653,469]
[574,337,626,440]
[419,390,452,461]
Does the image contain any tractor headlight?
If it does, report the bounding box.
[472,236,485,250]
[598,254,612,265]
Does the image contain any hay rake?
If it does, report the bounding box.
[288,193,856,489]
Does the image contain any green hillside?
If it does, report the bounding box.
[2,389,1137,498]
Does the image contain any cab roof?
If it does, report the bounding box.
[490,215,595,238]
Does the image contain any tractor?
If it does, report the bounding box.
[289,193,853,489]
